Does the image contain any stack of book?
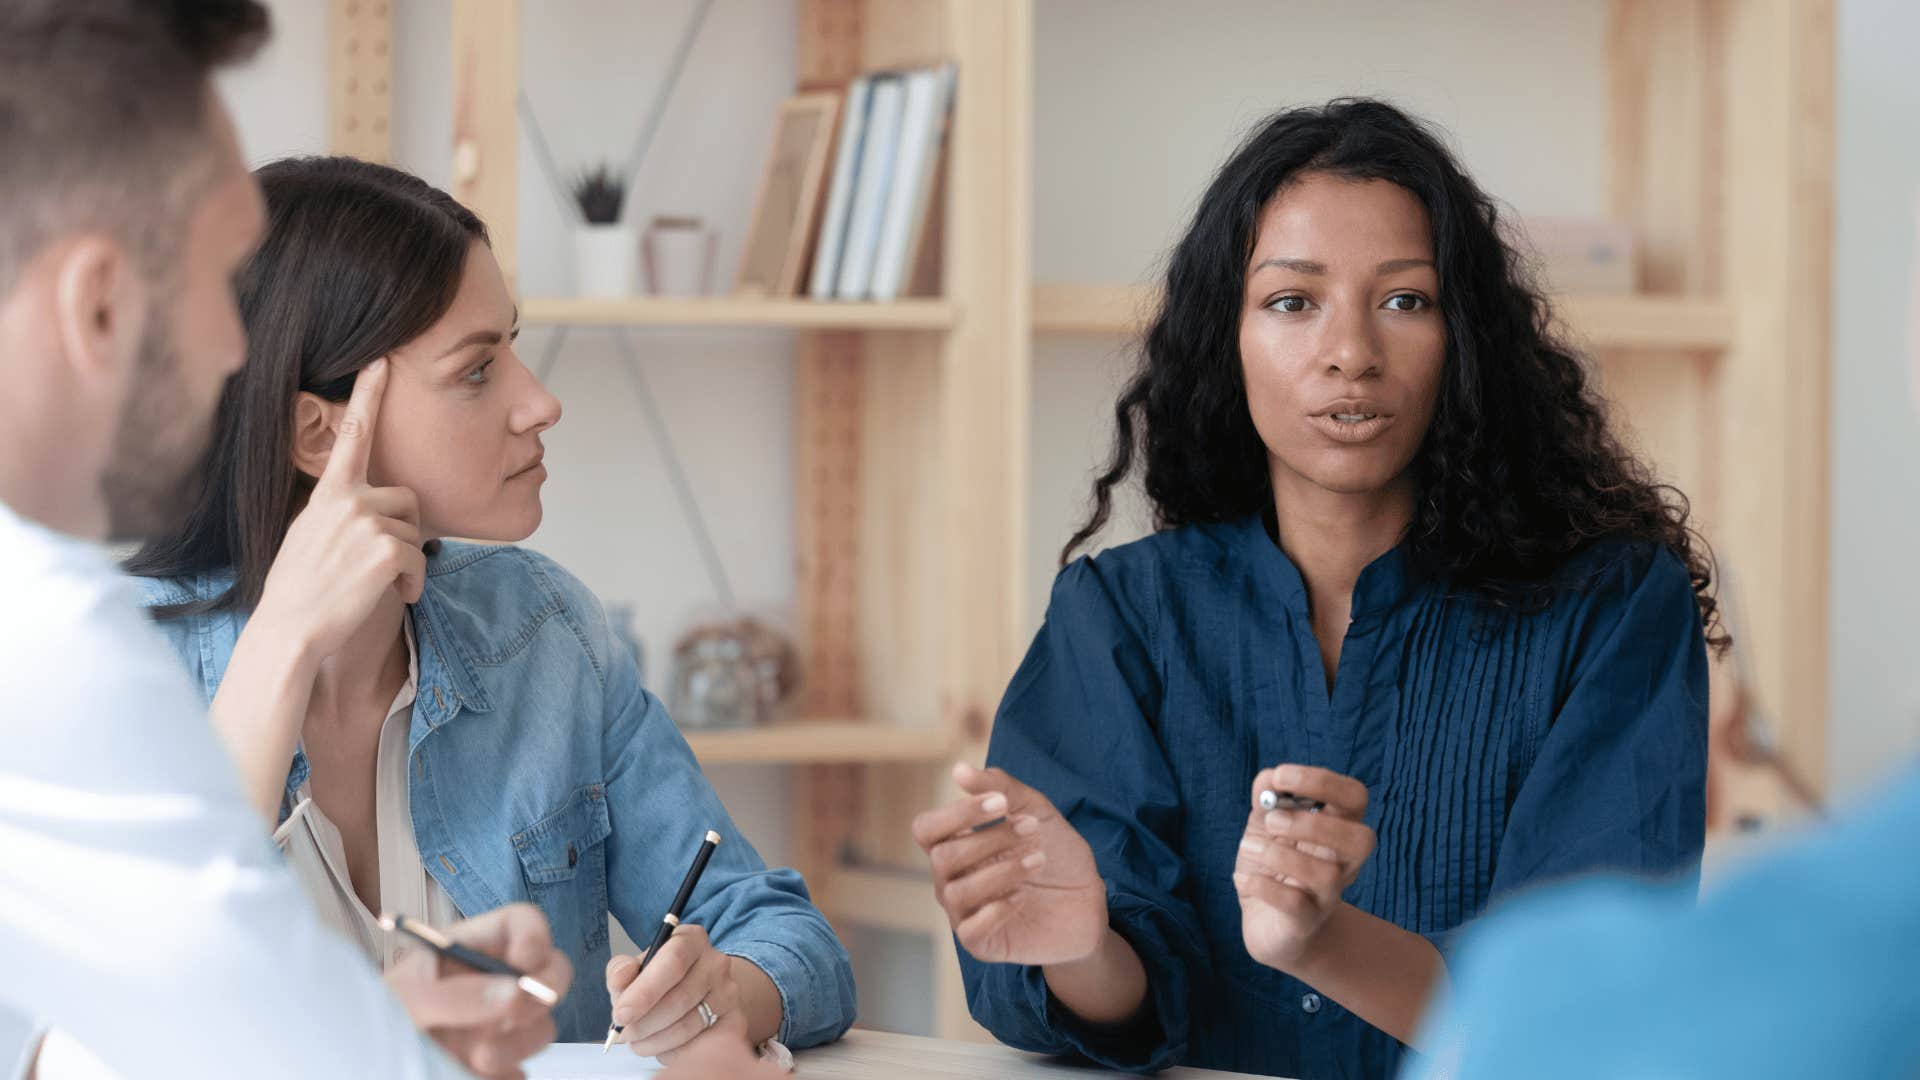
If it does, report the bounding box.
[808,64,956,303]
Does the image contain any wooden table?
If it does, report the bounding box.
[792,1029,1284,1079]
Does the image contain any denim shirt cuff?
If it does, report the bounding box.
[722,938,827,1048]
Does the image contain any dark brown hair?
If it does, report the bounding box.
[0,0,270,296]
[1068,98,1725,650]
[126,157,489,616]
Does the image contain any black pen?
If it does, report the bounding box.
[1259,789,1326,813]
[376,912,560,1006]
[962,814,1008,836]
[602,828,723,1053]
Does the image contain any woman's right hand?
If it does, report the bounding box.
[912,762,1108,967]
[1233,764,1376,973]
[207,359,428,821]
[252,358,425,662]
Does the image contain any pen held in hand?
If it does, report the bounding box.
[602,828,723,1053]
[960,814,1008,837]
[376,912,560,1006]
[1258,789,1326,813]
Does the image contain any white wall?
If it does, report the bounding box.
[1830,0,1920,793]
[216,0,327,161]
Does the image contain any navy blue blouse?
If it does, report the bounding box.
[959,516,1707,1079]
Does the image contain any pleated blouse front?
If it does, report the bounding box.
[959,516,1708,1080]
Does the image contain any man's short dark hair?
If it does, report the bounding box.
[0,0,270,297]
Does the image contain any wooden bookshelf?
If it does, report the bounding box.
[819,865,944,935]
[1029,282,1153,336]
[1554,293,1734,351]
[352,2,1025,1041]
[521,296,957,332]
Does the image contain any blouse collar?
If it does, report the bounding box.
[1231,513,1416,619]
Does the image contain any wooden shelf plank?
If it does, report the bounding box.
[683,720,953,765]
[1030,283,1158,335]
[520,296,957,331]
[511,289,1737,356]
[1031,283,1734,351]
[819,865,942,935]
[1553,293,1733,351]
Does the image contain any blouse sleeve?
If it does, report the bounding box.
[958,556,1210,1073]
[1488,545,1710,901]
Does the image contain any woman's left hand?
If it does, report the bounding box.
[1234,764,1377,973]
[605,925,748,1063]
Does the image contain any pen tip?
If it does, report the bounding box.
[601,1028,619,1054]
[375,913,397,932]
[706,829,721,845]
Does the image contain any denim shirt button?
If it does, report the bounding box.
[1300,992,1322,1014]
[567,843,578,869]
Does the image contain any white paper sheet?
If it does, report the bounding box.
[524,1042,665,1079]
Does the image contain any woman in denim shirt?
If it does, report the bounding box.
[125,157,855,1059]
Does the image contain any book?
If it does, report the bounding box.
[903,131,948,297]
[808,74,873,300]
[869,65,955,302]
[833,73,905,300]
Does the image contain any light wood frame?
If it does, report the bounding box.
[328,0,394,163]
[735,91,845,297]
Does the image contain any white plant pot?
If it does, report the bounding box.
[572,224,638,298]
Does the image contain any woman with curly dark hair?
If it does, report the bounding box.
[912,99,1717,1079]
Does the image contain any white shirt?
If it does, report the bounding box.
[276,617,463,969]
[0,498,470,1079]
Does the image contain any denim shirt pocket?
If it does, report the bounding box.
[511,784,613,956]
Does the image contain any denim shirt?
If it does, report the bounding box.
[136,543,857,1047]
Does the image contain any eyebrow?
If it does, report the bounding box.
[1253,257,1435,275]
[437,305,521,359]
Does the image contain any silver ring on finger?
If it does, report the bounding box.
[696,1000,718,1030]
